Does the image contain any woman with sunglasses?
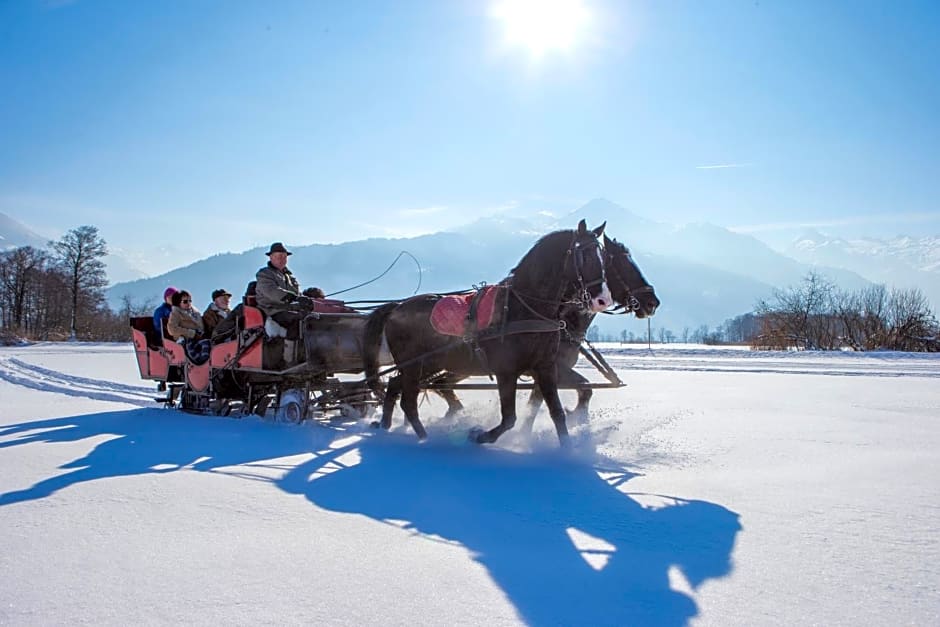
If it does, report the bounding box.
[167,290,211,364]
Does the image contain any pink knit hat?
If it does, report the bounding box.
[163,287,178,301]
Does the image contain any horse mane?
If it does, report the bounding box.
[605,236,630,256]
[507,229,574,297]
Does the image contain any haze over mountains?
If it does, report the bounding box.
[3,202,938,336]
[0,212,47,250]
[786,231,940,308]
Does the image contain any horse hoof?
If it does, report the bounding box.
[467,426,485,444]
[369,420,380,429]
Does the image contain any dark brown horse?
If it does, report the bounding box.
[519,234,659,431]
[378,234,659,431]
[362,221,611,446]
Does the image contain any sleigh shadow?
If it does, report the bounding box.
[0,408,346,506]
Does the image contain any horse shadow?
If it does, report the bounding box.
[0,408,346,506]
[1,411,741,625]
[279,436,742,626]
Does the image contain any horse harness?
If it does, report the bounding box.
[460,231,607,375]
[367,231,608,386]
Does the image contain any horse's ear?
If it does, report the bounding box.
[577,219,587,234]
[592,221,607,238]
[602,233,611,247]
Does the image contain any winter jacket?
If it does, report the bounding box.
[202,303,230,338]
[153,303,172,338]
[167,306,204,340]
[255,262,301,315]
[212,303,244,343]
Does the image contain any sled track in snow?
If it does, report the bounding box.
[0,356,156,406]
[597,350,940,378]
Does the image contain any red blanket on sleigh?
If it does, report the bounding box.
[429,286,499,337]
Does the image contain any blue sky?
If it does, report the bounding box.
[2,0,939,263]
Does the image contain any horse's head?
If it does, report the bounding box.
[562,219,610,312]
[603,234,659,318]
[510,219,611,313]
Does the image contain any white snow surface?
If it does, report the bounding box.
[1,342,938,626]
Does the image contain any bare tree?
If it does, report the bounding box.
[753,276,938,352]
[722,313,760,344]
[690,324,709,344]
[755,271,837,350]
[858,285,889,349]
[832,288,864,350]
[886,287,937,351]
[0,246,57,337]
[51,226,109,340]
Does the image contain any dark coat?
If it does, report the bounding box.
[153,303,172,338]
[202,303,230,338]
[167,306,204,340]
[255,262,301,315]
[212,303,244,343]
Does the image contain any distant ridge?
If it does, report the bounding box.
[787,231,940,309]
[106,199,894,334]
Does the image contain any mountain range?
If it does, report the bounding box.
[3,203,938,336]
[786,230,940,309]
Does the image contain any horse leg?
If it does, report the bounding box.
[473,374,517,444]
[437,389,464,421]
[533,367,569,446]
[558,367,592,426]
[374,374,402,430]
[399,374,429,440]
[519,385,544,436]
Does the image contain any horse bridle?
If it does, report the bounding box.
[603,246,655,315]
[506,230,608,322]
[565,232,607,310]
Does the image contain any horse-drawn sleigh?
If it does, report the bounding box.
[130,220,659,445]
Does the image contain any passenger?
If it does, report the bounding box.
[167,290,210,365]
[255,242,315,340]
[153,287,178,339]
[212,281,256,344]
[202,288,232,338]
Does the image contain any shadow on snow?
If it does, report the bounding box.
[0,409,741,626]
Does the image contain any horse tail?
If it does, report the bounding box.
[362,302,398,398]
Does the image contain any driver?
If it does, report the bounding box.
[255,242,315,366]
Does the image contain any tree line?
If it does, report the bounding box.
[585,271,939,352]
[0,226,151,343]
[751,271,939,351]
[591,271,939,352]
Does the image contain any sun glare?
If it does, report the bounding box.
[490,0,590,59]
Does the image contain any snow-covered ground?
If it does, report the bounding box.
[1,342,938,626]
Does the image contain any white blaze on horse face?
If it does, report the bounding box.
[589,246,611,312]
[590,283,612,312]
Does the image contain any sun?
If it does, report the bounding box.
[490,0,590,59]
